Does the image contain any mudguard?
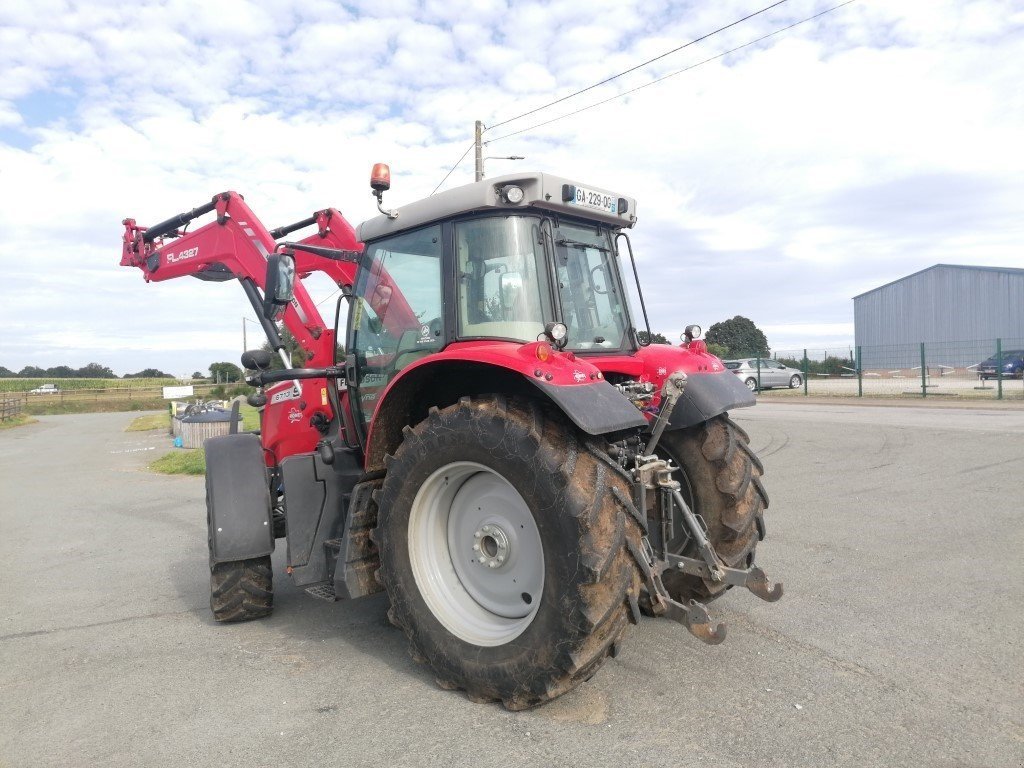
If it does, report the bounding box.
[667,370,755,430]
[533,379,648,434]
[205,433,274,563]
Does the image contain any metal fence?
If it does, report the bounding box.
[729,338,1024,400]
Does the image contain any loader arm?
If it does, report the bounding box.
[121,192,365,367]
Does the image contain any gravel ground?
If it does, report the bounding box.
[1,406,1021,768]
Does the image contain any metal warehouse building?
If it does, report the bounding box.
[853,264,1024,369]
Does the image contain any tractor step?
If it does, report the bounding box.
[304,582,338,602]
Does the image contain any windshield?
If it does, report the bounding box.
[554,222,630,351]
[456,216,551,342]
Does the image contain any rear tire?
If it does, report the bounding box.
[744,377,758,392]
[656,414,768,603]
[374,396,641,710]
[789,374,802,388]
[210,557,273,622]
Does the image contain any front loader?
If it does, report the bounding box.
[120,167,781,709]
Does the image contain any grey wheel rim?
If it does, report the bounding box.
[745,378,757,391]
[408,462,544,646]
[790,375,800,388]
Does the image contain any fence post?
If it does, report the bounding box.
[802,349,808,396]
[920,343,927,398]
[756,355,762,392]
[996,338,1003,401]
[857,346,863,397]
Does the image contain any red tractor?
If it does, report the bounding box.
[120,167,780,709]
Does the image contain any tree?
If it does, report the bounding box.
[124,368,173,378]
[706,342,730,359]
[259,326,310,370]
[638,331,671,345]
[705,316,769,358]
[77,362,116,378]
[46,365,76,378]
[209,362,243,383]
[0,366,15,378]
[191,371,204,380]
[19,366,47,378]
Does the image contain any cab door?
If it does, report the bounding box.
[346,225,445,437]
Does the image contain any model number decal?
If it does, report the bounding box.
[270,388,299,404]
[166,246,200,263]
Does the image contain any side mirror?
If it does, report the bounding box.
[263,253,296,320]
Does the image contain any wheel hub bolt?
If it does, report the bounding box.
[473,524,511,569]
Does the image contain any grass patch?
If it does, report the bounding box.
[126,412,171,432]
[240,403,260,431]
[0,414,37,430]
[23,398,169,415]
[150,449,206,475]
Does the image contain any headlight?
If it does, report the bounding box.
[503,185,525,204]
[544,321,568,347]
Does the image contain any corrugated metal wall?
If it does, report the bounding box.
[854,266,1024,368]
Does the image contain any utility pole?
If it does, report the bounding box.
[474,120,484,182]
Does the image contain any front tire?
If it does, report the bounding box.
[375,396,641,710]
[656,415,768,603]
[744,377,758,392]
[789,374,802,388]
[210,557,273,622]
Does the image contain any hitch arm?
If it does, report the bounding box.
[626,537,727,645]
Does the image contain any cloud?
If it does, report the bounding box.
[0,0,1021,375]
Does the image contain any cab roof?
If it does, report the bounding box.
[357,171,638,243]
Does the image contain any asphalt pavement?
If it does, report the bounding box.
[1,405,1022,768]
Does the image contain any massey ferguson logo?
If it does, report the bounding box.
[165,246,199,263]
[573,370,587,383]
[287,407,302,423]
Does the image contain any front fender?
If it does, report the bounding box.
[205,433,274,563]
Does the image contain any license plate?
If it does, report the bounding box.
[568,185,618,215]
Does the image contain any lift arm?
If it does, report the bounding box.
[121,192,364,367]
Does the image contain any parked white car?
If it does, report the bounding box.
[724,359,802,391]
[28,383,60,395]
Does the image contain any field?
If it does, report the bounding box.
[0,380,227,415]
[0,377,180,392]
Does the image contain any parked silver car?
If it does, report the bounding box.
[724,359,803,391]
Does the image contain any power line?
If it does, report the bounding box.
[487,0,856,145]
[487,0,793,133]
[430,140,476,195]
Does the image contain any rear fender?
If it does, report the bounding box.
[593,344,755,430]
[205,434,274,563]
[363,345,647,471]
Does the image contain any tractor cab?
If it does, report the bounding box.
[344,170,646,436]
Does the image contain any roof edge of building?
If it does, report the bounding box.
[852,263,1024,300]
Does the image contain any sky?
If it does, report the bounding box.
[0,0,1021,376]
